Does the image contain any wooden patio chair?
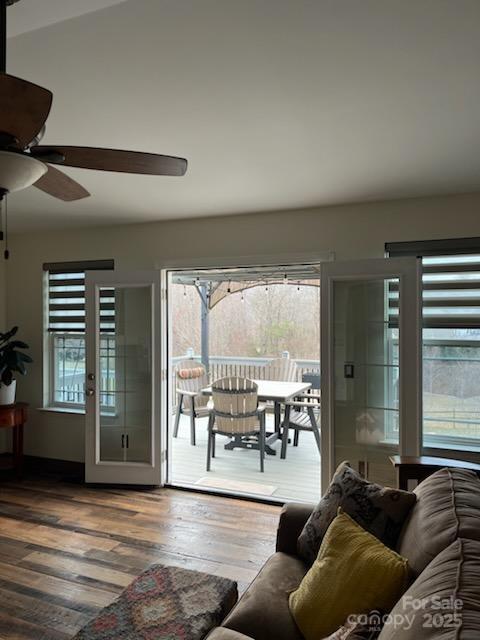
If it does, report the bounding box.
[280,392,321,459]
[263,357,298,382]
[207,376,266,472]
[173,359,210,446]
[262,357,299,431]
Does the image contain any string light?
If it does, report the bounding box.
[241,291,245,303]
[183,284,187,297]
[227,280,231,294]
[284,273,288,285]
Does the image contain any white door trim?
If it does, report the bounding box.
[320,257,422,492]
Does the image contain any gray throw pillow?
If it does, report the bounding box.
[297,461,416,564]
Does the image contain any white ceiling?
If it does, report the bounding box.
[8,0,129,37]
[6,0,480,231]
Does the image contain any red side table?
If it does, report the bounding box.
[0,402,28,478]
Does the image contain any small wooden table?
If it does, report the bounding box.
[390,455,480,490]
[0,402,28,478]
[202,380,311,455]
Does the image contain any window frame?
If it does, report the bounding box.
[49,331,87,411]
[386,237,480,451]
[43,260,114,412]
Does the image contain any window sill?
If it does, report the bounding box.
[423,439,480,454]
[38,406,85,416]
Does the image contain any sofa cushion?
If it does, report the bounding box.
[397,468,480,577]
[378,538,480,639]
[290,511,409,640]
[297,461,416,564]
[222,552,306,640]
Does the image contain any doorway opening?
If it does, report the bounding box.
[166,263,321,502]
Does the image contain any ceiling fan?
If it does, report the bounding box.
[0,0,187,203]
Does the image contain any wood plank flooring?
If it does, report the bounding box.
[0,471,281,639]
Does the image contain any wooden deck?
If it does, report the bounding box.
[0,472,280,639]
[170,414,321,503]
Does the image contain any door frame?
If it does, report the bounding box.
[85,269,163,485]
[320,257,422,492]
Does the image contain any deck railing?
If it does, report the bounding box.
[170,354,321,408]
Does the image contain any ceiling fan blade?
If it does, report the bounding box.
[31,146,188,176]
[33,164,90,201]
[0,74,53,148]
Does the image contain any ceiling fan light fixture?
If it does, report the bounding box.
[0,150,47,193]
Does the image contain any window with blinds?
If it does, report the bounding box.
[386,238,480,447]
[386,239,480,329]
[44,260,115,333]
[44,260,114,409]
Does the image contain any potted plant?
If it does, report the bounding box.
[0,326,33,405]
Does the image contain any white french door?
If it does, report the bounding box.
[320,257,422,492]
[85,270,164,484]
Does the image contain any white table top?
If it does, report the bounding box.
[202,379,311,402]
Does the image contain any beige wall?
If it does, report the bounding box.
[6,191,480,462]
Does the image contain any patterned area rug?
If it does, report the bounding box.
[73,564,238,640]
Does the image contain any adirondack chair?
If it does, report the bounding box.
[173,359,210,446]
[263,357,298,382]
[262,357,298,432]
[207,377,266,472]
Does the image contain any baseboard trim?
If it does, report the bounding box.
[25,455,85,480]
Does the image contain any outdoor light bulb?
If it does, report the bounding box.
[297,285,301,292]
[284,274,288,284]
[183,285,187,297]
[227,281,231,294]
[241,292,245,302]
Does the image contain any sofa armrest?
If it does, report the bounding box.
[207,628,254,640]
[275,502,314,555]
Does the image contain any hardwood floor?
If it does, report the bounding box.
[0,470,281,639]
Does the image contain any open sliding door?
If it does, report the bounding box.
[321,257,422,492]
[85,270,164,485]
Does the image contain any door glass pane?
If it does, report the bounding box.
[99,286,152,464]
[333,278,399,486]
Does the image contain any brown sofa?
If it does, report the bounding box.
[208,467,480,639]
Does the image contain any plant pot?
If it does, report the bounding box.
[0,380,16,405]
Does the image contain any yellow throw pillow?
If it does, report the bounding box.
[289,509,409,640]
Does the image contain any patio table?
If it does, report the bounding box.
[202,379,311,455]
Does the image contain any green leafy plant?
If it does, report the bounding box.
[0,326,33,386]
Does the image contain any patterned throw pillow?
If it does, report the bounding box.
[297,461,416,564]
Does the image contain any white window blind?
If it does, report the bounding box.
[44,260,114,333]
[386,239,480,329]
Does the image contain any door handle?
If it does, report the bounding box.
[85,388,95,397]
[121,434,125,448]
[126,435,129,449]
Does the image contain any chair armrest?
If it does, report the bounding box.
[285,400,320,409]
[276,502,314,555]
[256,403,267,414]
[294,392,321,401]
[207,629,253,640]
[176,389,201,397]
